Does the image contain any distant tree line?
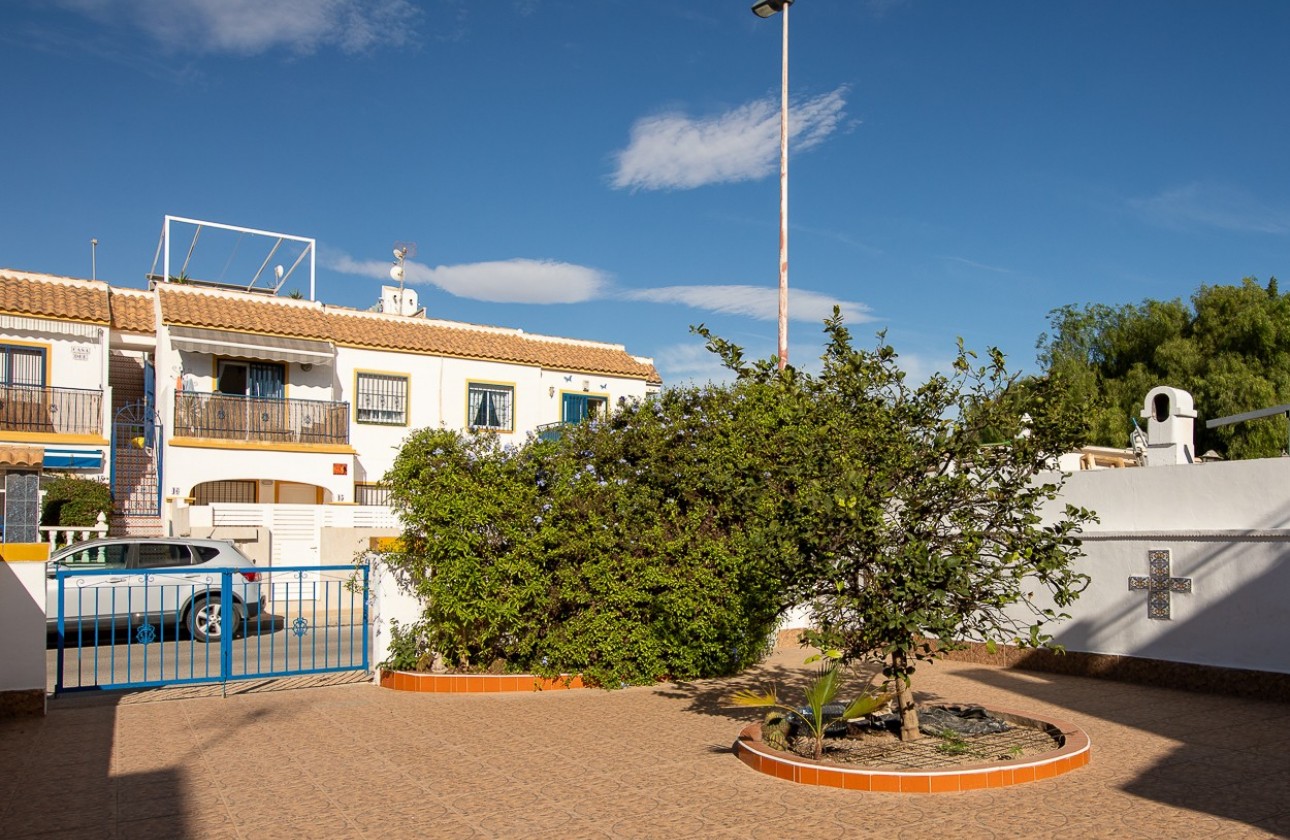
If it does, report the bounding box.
[1038,277,1290,459]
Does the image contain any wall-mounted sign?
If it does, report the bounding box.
[333,463,348,475]
[71,347,90,361]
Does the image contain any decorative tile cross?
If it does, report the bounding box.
[1128,549,1192,620]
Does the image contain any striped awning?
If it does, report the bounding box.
[41,448,104,469]
[169,326,335,366]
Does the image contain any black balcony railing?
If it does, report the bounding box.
[174,392,350,446]
[0,385,103,436]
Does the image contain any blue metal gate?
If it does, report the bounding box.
[53,564,369,693]
[110,401,162,518]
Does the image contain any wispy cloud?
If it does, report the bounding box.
[327,254,609,304]
[1129,182,1290,235]
[328,250,872,324]
[936,256,1016,275]
[56,0,421,55]
[620,284,871,324]
[652,342,739,386]
[611,86,850,191]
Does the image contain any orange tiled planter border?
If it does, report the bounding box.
[379,670,586,693]
[734,705,1090,793]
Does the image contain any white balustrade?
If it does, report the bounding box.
[39,511,108,549]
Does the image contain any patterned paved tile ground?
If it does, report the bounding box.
[2,649,1289,838]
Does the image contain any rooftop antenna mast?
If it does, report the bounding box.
[390,241,416,295]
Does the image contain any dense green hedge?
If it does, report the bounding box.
[381,375,812,686]
[40,474,112,528]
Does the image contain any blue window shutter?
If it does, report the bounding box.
[562,394,588,424]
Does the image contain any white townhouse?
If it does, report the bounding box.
[0,270,661,551]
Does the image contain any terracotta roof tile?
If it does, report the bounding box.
[0,271,109,324]
[0,275,661,384]
[158,285,330,340]
[109,289,155,333]
[324,310,660,382]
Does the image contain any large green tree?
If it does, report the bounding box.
[1039,277,1290,459]
[704,314,1094,740]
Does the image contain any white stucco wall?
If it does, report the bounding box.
[1046,458,1290,532]
[335,344,652,488]
[368,552,424,676]
[0,321,111,482]
[0,559,47,709]
[779,458,1290,676]
[164,445,352,502]
[1023,458,1290,674]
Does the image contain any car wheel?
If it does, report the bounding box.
[188,597,241,642]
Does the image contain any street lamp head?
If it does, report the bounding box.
[751,0,792,17]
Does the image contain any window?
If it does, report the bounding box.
[562,393,608,424]
[217,360,284,398]
[56,543,128,570]
[356,373,409,425]
[135,543,196,569]
[355,483,392,506]
[193,480,258,505]
[0,344,45,386]
[468,383,514,431]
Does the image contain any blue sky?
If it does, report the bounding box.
[2,1,1288,385]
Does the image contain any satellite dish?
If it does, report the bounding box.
[390,265,404,282]
[274,265,284,281]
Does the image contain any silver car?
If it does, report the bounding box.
[46,537,267,643]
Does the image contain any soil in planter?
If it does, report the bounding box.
[778,708,1062,771]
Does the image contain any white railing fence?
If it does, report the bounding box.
[39,511,109,550]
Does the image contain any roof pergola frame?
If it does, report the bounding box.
[150,216,316,299]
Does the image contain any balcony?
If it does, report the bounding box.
[0,385,103,436]
[174,392,350,446]
[535,421,569,442]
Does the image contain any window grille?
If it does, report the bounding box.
[355,483,392,506]
[468,383,513,430]
[193,480,257,505]
[356,373,408,425]
[0,345,45,386]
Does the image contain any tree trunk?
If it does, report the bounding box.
[891,651,922,741]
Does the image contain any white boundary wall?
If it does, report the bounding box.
[0,560,46,712]
[1025,458,1290,674]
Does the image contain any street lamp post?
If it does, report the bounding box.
[752,0,792,370]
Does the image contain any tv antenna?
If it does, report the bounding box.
[390,241,417,294]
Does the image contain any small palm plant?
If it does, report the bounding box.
[729,651,892,761]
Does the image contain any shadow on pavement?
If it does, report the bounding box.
[955,664,1290,836]
[0,696,192,838]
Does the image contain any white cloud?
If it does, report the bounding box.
[57,0,420,55]
[327,253,609,304]
[1129,182,1290,235]
[620,284,872,325]
[889,350,955,386]
[611,86,850,191]
[653,342,740,387]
